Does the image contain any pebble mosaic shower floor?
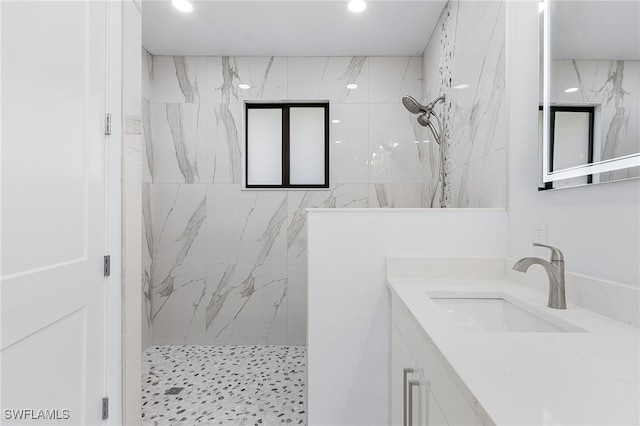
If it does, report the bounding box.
[142,345,307,425]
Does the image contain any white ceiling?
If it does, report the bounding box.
[142,0,447,56]
[551,0,640,60]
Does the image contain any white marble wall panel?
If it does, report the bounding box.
[449,147,506,208]
[148,55,425,345]
[209,103,243,184]
[151,103,209,184]
[152,184,207,265]
[287,265,307,345]
[287,57,369,103]
[552,60,640,162]
[368,183,424,208]
[152,56,206,103]
[142,48,153,100]
[142,97,153,183]
[369,104,424,184]
[205,264,288,345]
[287,185,368,265]
[207,185,287,265]
[151,263,207,345]
[330,104,369,184]
[421,0,507,208]
[369,57,422,104]
[206,56,288,103]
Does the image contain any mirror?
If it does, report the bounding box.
[541,0,640,188]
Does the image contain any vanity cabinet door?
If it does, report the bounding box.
[392,321,448,426]
[391,291,479,425]
[391,321,418,425]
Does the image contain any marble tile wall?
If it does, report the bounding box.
[143,55,424,345]
[422,0,507,207]
[551,59,640,182]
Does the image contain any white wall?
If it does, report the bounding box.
[506,0,640,287]
[307,209,507,426]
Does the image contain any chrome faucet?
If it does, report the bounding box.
[513,243,566,309]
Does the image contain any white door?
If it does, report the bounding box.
[1,1,109,425]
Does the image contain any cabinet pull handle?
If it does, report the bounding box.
[403,368,414,426]
[408,379,421,426]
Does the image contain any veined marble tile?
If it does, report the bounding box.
[151,103,209,184]
[369,57,422,104]
[151,263,207,345]
[208,103,243,184]
[369,104,424,184]
[142,97,153,183]
[152,56,205,103]
[286,185,368,265]
[142,183,154,349]
[368,183,423,208]
[206,56,287,103]
[599,106,639,161]
[453,1,504,60]
[142,48,153,100]
[204,264,288,345]
[330,104,369,184]
[207,185,287,265]
[287,57,369,103]
[287,265,307,345]
[448,147,506,208]
[152,184,207,265]
[552,60,640,108]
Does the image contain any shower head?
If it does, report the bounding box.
[402,95,427,114]
[417,112,430,127]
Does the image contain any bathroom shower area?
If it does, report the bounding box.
[140,1,507,424]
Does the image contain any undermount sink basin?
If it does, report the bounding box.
[428,293,584,332]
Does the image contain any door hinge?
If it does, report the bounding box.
[105,113,112,135]
[103,255,111,277]
[101,397,109,420]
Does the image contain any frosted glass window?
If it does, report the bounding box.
[247,108,282,185]
[553,111,591,170]
[289,107,326,185]
[245,102,329,189]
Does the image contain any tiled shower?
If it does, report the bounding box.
[141,0,509,423]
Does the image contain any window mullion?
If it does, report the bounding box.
[282,106,290,187]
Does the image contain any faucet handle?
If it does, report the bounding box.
[533,243,564,261]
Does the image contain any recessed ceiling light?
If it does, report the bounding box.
[238,83,251,90]
[346,83,358,90]
[332,119,341,124]
[172,0,193,13]
[348,0,367,13]
[564,87,579,93]
[453,84,470,90]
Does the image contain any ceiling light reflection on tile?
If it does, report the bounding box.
[564,87,579,93]
[348,0,367,13]
[172,0,193,13]
[393,143,399,148]
[332,119,341,124]
[453,84,470,90]
[347,83,358,90]
[238,83,251,90]
[335,140,343,144]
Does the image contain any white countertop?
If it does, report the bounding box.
[387,277,640,425]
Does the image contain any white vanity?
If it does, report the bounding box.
[388,257,639,425]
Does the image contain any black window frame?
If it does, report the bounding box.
[245,102,330,189]
[538,105,595,190]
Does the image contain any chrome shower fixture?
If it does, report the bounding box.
[402,94,445,144]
